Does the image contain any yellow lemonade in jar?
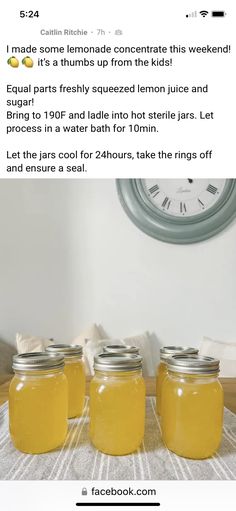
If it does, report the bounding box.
[162,355,223,459]
[90,353,145,455]
[156,361,167,415]
[9,353,68,454]
[46,344,86,418]
[156,347,198,415]
[64,359,85,417]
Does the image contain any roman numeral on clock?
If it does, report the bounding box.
[207,184,218,195]
[198,198,205,208]
[162,197,171,209]
[148,184,160,197]
[180,202,187,213]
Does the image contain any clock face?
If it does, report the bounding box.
[117,179,236,244]
[142,179,226,217]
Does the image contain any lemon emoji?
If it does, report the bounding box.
[22,56,34,68]
[7,56,19,68]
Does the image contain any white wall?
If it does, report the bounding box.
[0,179,236,358]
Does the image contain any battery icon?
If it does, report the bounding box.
[211,11,226,17]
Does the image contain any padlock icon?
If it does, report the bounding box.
[82,488,87,496]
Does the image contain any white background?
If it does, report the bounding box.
[1,179,236,361]
[0,0,235,176]
[0,480,235,511]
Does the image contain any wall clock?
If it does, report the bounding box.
[116,179,236,244]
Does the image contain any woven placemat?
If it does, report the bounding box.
[0,398,236,480]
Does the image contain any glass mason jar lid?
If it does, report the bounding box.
[13,352,64,372]
[160,346,199,361]
[167,354,220,375]
[103,344,139,355]
[46,344,83,358]
[94,353,142,372]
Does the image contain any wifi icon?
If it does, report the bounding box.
[199,10,209,17]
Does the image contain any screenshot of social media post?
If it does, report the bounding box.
[0,0,235,177]
[0,1,236,511]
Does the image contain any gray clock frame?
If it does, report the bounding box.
[116,179,236,244]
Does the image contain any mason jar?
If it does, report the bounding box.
[103,344,139,355]
[156,346,199,415]
[46,344,86,418]
[90,353,145,455]
[161,355,223,459]
[9,353,68,454]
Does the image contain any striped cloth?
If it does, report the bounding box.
[0,398,236,480]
